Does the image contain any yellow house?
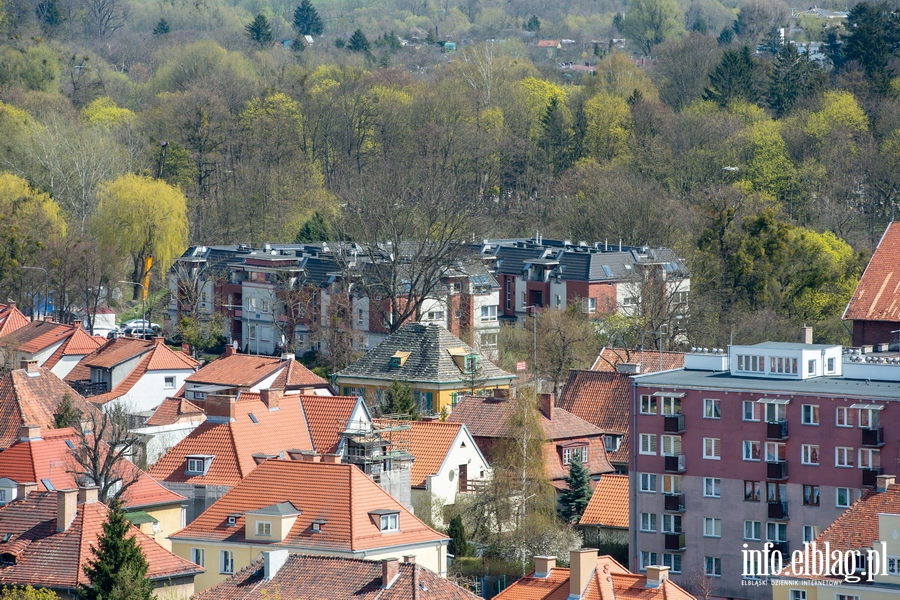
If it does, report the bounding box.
[335,323,515,414]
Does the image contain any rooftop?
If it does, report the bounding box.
[844,222,900,323]
[591,348,684,373]
[185,352,326,389]
[145,397,206,427]
[580,474,629,529]
[557,370,630,465]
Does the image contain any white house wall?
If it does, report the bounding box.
[27,341,64,367]
[114,369,197,413]
[425,427,491,511]
[50,354,85,379]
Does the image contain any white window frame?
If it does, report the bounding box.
[220,550,234,574]
[703,438,721,460]
[743,400,759,421]
[744,520,761,541]
[380,513,399,532]
[640,512,657,532]
[801,405,819,425]
[803,525,819,543]
[743,440,761,461]
[836,406,853,427]
[662,513,682,534]
[836,487,851,508]
[639,473,657,493]
[703,477,721,498]
[639,551,658,571]
[704,398,721,419]
[704,517,722,538]
[256,521,272,536]
[164,376,176,389]
[801,444,820,466]
[859,448,881,469]
[640,395,657,415]
[768,522,788,542]
[639,434,657,455]
[661,474,681,494]
[705,556,721,577]
[582,297,597,313]
[662,553,682,574]
[835,447,854,468]
[191,548,205,567]
[790,590,806,600]
[887,558,900,575]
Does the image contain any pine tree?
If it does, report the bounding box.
[717,27,734,45]
[245,14,274,45]
[152,18,169,35]
[54,393,82,428]
[447,515,469,557]
[525,15,540,32]
[293,0,324,36]
[295,211,332,243]
[768,43,824,117]
[78,502,154,600]
[382,379,419,419]
[558,454,592,523]
[348,28,370,53]
[703,45,761,107]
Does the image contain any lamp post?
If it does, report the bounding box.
[21,266,49,320]
[118,281,147,329]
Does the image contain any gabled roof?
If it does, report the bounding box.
[0,491,201,589]
[557,370,630,464]
[272,358,329,388]
[145,397,206,427]
[0,304,29,337]
[580,474,629,529]
[185,353,328,390]
[42,328,104,370]
[0,367,97,450]
[844,222,900,322]
[1,320,74,354]
[170,459,447,552]
[591,348,684,373]
[0,426,185,509]
[301,395,367,454]
[815,482,900,553]
[336,324,515,384]
[195,554,479,600]
[448,396,603,441]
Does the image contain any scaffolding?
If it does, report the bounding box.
[341,414,414,483]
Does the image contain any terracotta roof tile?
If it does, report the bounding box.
[543,436,614,482]
[0,321,74,355]
[301,395,363,454]
[272,359,329,388]
[84,353,152,405]
[0,491,201,589]
[42,327,104,370]
[145,397,206,427]
[591,348,684,373]
[171,459,447,552]
[195,554,479,600]
[145,340,200,371]
[0,305,29,337]
[815,483,900,553]
[186,354,286,387]
[373,419,463,488]
[845,222,900,322]
[580,474,629,528]
[557,370,631,464]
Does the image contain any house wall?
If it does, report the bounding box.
[853,320,900,348]
[50,354,85,379]
[26,340,65,367]
[133,423,204,467]
[116,369,196,412]
[424,430,491,509]
[337,380,512,415]
[136,503,185,551]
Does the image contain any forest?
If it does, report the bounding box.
[0,0,898,348]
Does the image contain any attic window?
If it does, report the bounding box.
[464,355,479,374]
[380,514,399,532]
[0,553,14,566]
[390,352,411,368]
[41,479,54,491]
[602,265,613,277]
[65,440,76,450]
[311,519,327,532]
[1,534,11,543]
[226,514,241,526]
[248,413,259,424]
[186,455,214,476]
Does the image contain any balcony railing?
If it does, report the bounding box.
[68,380,109,398]
[862,427,885,447]
[664,493,685,512]
[770,541,789,554]
[664,455,686,473]
[767,421,788,439]
[664,533,686,551]
[664,414,685,433]
[863,467,884,487]
[767,500,789,519]
[766,460,788,480]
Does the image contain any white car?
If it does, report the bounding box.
[121,319,161,331]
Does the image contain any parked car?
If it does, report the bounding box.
[123,327,158,339]
[121,319,161,332]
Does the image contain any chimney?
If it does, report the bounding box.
[412,563,420,599]
[56,489,78,532]
[800,326,813,345]
[18,425,41,442]
[16,482,37,500]
[382,558,400,589]
[153,336,165,346]
[617,363,641,374]
[43,315,53,323]
[224,344,236,357]
[72,320,83,329]
[263,549,289,580]
[538,393,554,420]
[569,549,597,599]
[281,353,295,362]
[78,486,99,504]
[492,388,510,399]
[252,453,275,465]
[877,475,896,492]
[403,555,416,564]
[19,359,38,373]
[320,453,342,464]
[260,388,283,410]
[646,565,669,588]
[205,395,237,422]
[534,556,556,578]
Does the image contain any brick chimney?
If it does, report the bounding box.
[223,344,236,357]
[800,326,813,345]
[18,425,41,442]
[534,556,556,578]
[153,336,165,346]
[72,320,83,329]
[381,558,400,589]
[263,550,289,580]
[78,486,99,504]
[19,359,38,373]
[205,395,237,422]
[617,363,641,374]
[43,315,53,323]
[56,489,78,532]
[538,393,554,420]
[403,555,416,564]
[320,454,342,464]
[877,475,896,492]
[281,353,295,362]
[261,388,283,410]
[569,549,597,599]
[646,565,669,588]
[16,482,37,500]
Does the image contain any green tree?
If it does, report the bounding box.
[558,454,592,523]
[78,502,153,600]
[293,0,323,35]
[348,29,370,53]
[245,14,274,45]
[843,2,899,95]
[767,43,825,117]
[295,211,333,243]
[616,0,685,56]
[152,18,168,34]
[0,586,58,600]
[447,515,469,556]
[525,15,540,32]
[382,379,419,418]
[703,45,762,107]
[54,393,82,428]
[539,95,575,175]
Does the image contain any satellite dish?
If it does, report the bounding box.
[232,340,238,350]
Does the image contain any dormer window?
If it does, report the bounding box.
[380,514,398,532]
[464,355,478,373]
[605,435,622,453]
[186,455,214,475]
[311,519,327,532]
[226,514,240,526]
[561,444,588,465]
[256,521,271,536]
[390,352,411,368]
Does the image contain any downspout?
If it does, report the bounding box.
[631,377,638,570]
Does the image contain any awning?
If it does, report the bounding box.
[757,398,790,405]
[850,403,885,410]
[652,391,685,398]
[124,511,158,525]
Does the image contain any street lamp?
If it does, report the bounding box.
[118,281,147,329]
[22,266,49,320]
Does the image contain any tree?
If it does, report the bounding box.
[245,14,274,45]
[79,0,128,37]
[525,15,540,32]
[447,515,469,557]
[69,405,143,503]
[732,0,789,45]
[293,0,323,36]
[54,393,82,429]
[381,379,419,418]
[843,2,900,96]
[295,211,333,243]
[92,175,188,302]
[539,95,575,175]
[616,0,685,56]
[348,29,370,53]
[534,307,600,396]
[78,502,153,600]
[0,586,58,600]
[767,43,825,117]
[152,18,168,34]
[654,33,722,111]
[703,46,762,107]
[558,454,592,523]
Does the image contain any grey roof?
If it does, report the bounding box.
[744,342,837,351]
[248,501,302,516]
[634,369,900,400]
[335,324,515,384]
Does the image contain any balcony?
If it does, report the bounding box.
[664,533,686,551]
[862,427,885,447]
[664,414,685,433]
[767,500,789,519]
[664,493,685,512]
[664,455,686,473]
[770,541,789,554]
[863,467,884,487]
[767,421,788,439]
[766,460,788,480]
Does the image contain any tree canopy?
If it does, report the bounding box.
[78,502,154,600]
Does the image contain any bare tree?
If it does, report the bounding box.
[68,405,142,504]
[309,281,363,374]
[686,564,716,600]
[81,0,129,37]
[535,307,601,396]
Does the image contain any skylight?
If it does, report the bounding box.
[602,265,613,277]
[249,413,259,424]
[41,479,54,491]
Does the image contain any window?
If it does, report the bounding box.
[808,359,816,374]
[737,355,765,373]
[860,408,880,429]
[704,518,721,537]
[827,357,836,373]
[481,305,498,321]
[745,480,761,501]
[639,552,658,571]
[768,522,788,542]
[427,311,444,320]
[743,441,761,461]
[705,557,721,577]
[661,435,681,457]
[248,298,257,311]
[248,325,257,340]
[801,405,819,425]
[790,590,806,600]
[770,356,798,374]
[703,438,720,460]
[704,398,721,419]
[191,548,205,567]
[765,403,786,422]
[766,442,786,462]
[640,434,657,455]
[803,485,820,506]
[164,376,175,389]
[661,397,681,416]
[887,558,900,575]
[256,521,271,536]
[380,513,399,532]
[605,435,622,453]
[623,297,637,307]
[801,444,820,465]
[262,299,270,313]
[505,279,511,310]
[767,482,786,503]
[640,395,657,415]
[704,478,721,498]
[639,473,657,493]
[836,447,854,468]
[661,475,681,494]
[662,514,682,534]
[836,406,853,427]
[640,512,657,532]
[357,308,364,325]
[562,446,588,465]
[803,525,819,542]
[480,332,498,348]
[464,355,479,373]
[744,520,761,541]
[187,458,204,473]
[859,448,881,469]
[743,401,759,421]
[662,553,682,573]
[836,487,852,508]
[220,550,234,574]
[837,595,859,600]
[582,298,597,313]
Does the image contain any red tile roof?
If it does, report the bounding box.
[0,305,29,337]
[148,392,314,487]
[186,354,326,389]
[816,483,900,553]
[844,222,900,322]
[0,367,97,450]
[557,370,630,464]
[1,321,73,354]
[0,491,201,588]
[591,348,684,373]
[42,328,104,370]
[301,395,364,454]
[171,459,447,552]
[145,397,206,427]
[195,554,479,600]
[272,359,328,389]
[374,419,466,488]
[580,474,629,528]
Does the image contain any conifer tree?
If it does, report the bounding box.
[78,502,154,600]
[245,14,274,45]
[768,43,824,117]
[703,45,761,107]
[348,28,370,52]
[295,211,332,243]
[558,454,592,523]
[381,379,419,419]
[293,0,324,36]
[152,18,169,34]
[447,515,469,556]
